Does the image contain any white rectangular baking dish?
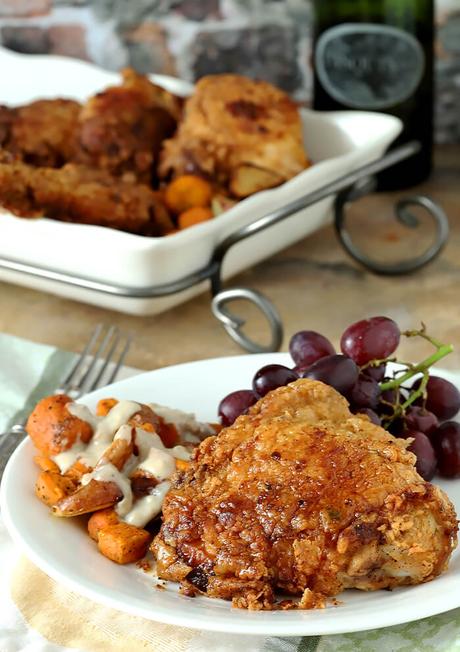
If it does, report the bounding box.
[0,47,401,315]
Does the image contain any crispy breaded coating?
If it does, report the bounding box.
[1,99,81,167]
[0,156,173,235]
[159,74,309,197]
[153,379,458,610]
[75,68,181,182]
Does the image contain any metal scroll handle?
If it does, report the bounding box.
[335,183,449,276]
[211,287,283,353]
[210,141,449,352]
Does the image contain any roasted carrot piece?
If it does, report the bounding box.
[97,523,152,564]
[35,471,77,507]
[26,394,93,456]
[88,508,119,542]
[164,175,212,214]
[52,479,122,517]
[33,455,60,473]
[178,206,213,230]
[175,459,190,472]
[96,398,118,417]
[136,421,155,433]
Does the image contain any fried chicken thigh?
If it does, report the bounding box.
[159,74,309,197]
[153,379,458,610]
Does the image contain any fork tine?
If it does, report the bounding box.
[59,323,103,393]
[87,329,121,392]
[105,334,132,386]
[75,325,117,394]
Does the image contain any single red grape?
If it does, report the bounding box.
[289,330,335,368]
[431,421,460,478]
[253,364,298,398]
[404,406,439,436]
[302,354,359,396]
[218,389,258,426]
[340,316,400,365]
[362,364,386,383]
[348,374,381,410]
[413,376,460,420]
[388,417,406,437]
[356,408,381,426]
[378,387,404,416]
[406,430,437,481]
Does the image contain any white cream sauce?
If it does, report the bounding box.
[52,441,87,474]
[52,400,141,472]
[50,399,203,526]
[123,481,171,527]
[138,448,176,481]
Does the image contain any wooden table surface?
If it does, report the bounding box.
[0,145,459,373]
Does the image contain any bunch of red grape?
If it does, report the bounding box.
[218,316,460,481]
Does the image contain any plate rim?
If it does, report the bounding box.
[2,353,459,636]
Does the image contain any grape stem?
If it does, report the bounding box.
[380,343,453,392]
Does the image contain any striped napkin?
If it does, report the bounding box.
[0,332,459,652]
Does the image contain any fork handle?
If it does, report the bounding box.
[0,426,27,479]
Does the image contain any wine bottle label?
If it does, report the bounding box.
[315,23,425,110]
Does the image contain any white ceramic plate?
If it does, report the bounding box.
[0,47,402,315]
[2,353,459,636]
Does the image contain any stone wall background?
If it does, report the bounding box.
[0,0,459,143]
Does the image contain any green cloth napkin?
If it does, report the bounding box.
[0,332,458,652]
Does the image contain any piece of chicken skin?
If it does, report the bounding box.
[75,68,181,183]
[0,156,173,235]
[0,99,80,167]
[152,379,458,610]
[159,74,309,197]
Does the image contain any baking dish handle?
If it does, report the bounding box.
[209,141,448,353]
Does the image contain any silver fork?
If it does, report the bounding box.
[0,323,131,478]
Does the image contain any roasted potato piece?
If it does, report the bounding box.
[88,508,119,542]
[26,394,93,457]
[129,404,179,448]
[229,164,283,198]
[97,522,152,564]
[52,479,122,517]
[35,471,77,507]
[96,436,133,471]
[164,175,212,214]
[130,468,159,498]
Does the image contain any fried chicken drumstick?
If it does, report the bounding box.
[0,156,173,235]
[153,379,458,610]
[75,68,181,183]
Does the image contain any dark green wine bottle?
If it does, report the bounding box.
[312,0,434,190]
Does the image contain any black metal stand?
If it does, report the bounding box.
[0,142,448,354]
